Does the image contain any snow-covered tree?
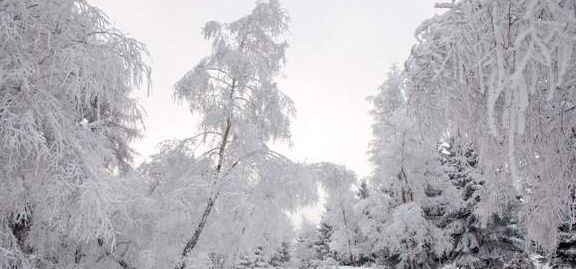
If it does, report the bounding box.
[293,218,346,269]
[439,136,529,268]
[0,0,149,268]
[237,246,272,268]
[553,135,576,267]
[314,221,336,266]
[367,66,408,198]
[168,1,317,267]
[131,137,310,268]
[383,202,451,269]
[312,163,365,266]
[357,180,370,200]
[555,217,576,268]
[351,180,373,265]
[293,220,320,268]
[236,241,290,268]
[438,136,485,268]
[126,140,214,268]
[478,201,527,268]
[405,0,576,251]
[269,241,291,267]
[363,66,456,268]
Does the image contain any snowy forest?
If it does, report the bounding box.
[1,0,576,268]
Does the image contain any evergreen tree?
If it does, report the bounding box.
[553,150,576,267]
[237,246,272,268]
[208,252,226,269]
[270,241,291,267]
[477,201,527,268]
[439,137,485,268]
[314,221,335,264]
[440,136,529,268]
[293,220,338,269]
[364,65,454,269]
[293,221,319,268]
[357,180,370,200]
[353,180,374,266]
[555,221,576,268]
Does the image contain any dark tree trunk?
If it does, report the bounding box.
[176,118,232,269]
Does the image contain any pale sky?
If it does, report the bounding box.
[89,0,440,179]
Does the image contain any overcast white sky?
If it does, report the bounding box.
[89,0,440,179]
